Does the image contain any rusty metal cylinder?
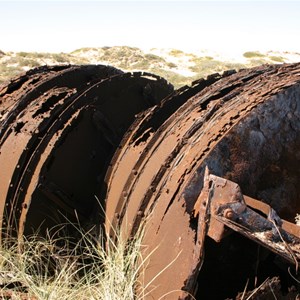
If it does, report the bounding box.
[104,63,300,299]
[0,65,173,237]
[2,63,300,299]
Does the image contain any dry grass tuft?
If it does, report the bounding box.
[0,219,148,300]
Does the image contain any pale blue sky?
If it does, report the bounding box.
[0,1,299,53]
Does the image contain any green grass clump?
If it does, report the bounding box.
[51,53,70,63]
[189,59,244,78]
[18,58,41,68]
[149,68,193,89]
[167,62,177,68]
[247,58,269,67]
[168,49,184,56]
[269,55,285,63]
[71,47,100,54]
[0,65,23,84]
[243,51,265,58]
[16,51,31,58]
[189,59,223,73]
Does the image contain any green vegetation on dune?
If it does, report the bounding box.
[269,55,285,63]
[188,56,245,81]
[151,68,191,88]
[168,49,185,56]
[0,65,22,83]
[243,51,265,58]
[71,47,100,54]
[0,47,298,88]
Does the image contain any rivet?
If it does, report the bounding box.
[223,208,234,219]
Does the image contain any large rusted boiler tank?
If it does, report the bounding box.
[104,63,300,299]
[0,65,173,237]
[1,63,300,299]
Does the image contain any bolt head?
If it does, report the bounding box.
[223,208,234,219]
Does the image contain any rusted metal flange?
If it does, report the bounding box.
[104,63,300,299]
[0,66,173,238]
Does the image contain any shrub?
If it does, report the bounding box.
[243,51,265,58]
[167,62,177,68]
[144,53,165,62]
[0,65,22,84]
[248,58,268,66]
[168,49,184,56]
[189,59,224,73]
[150,68,192,88]
[19,58,41,68]
[269,56,285,63]
[52,53,70,63]
[16,51,31,57]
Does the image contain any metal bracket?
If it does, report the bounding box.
[194,168,300,265]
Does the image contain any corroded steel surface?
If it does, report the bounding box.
[0,65,173,237]
[205,172,300,264]
[2,63,300,299]
[104,63,300,299]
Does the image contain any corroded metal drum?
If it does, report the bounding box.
[104,63,300,299]
[2,63,300,299]
[0,65,173,237]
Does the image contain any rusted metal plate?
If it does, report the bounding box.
[104,63,300,299]
[244,196,300,237]
[0,66,173,238]
[204,172,300,264]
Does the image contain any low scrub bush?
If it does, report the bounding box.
[243,51,265,58]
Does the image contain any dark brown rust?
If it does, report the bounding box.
[205,172,300,264]
[2,63,300,299]
[104,63,300,299]
[0,66,173,237]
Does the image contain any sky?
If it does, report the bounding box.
[0,0,299,54]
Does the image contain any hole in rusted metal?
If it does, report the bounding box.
[205,84,300,223]
[196,234,296,299]
[14,121,25,133]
